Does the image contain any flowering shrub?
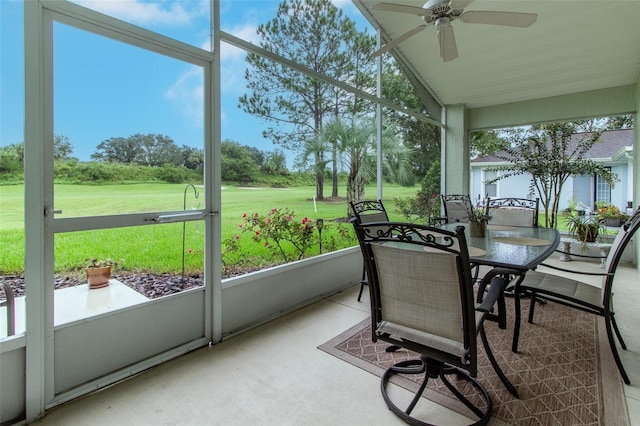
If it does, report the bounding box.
[394,193,441,225]
[233,207,317,263]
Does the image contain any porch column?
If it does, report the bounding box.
[441,104,470,195]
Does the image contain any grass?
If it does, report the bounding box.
[0,183,419,275]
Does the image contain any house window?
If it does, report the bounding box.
[484,170,497,198]
[594,167,611,205]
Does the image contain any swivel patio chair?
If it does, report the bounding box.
[352,220,518,425]
[485,197,539,228]
[349,200,390,302]
[512,207,640,385]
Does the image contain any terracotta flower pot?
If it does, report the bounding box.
[86,266,111,289]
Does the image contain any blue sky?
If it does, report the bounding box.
[0,0,372,167]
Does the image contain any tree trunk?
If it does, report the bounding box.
[331,147,338,197]
[316,173,324,201]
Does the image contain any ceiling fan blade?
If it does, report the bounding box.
[437,21,458,62]
[372,25,428,57]
[449,0,473,10]
[460,11,537,27]
[372,2,431,16]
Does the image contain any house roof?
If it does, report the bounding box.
[471,128,634,164]
[353,1,640,115]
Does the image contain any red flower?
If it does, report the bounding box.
[242,213,247,218]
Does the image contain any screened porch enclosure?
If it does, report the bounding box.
[1,1,639,424]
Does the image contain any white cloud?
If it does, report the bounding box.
[218,23,260,95]
[165,66,204,123]
[74,0,206,26]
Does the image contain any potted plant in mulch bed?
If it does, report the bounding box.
[85,258,122,290]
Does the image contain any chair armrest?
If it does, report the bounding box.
[538,262,610,277]
[554,249,606,260]
[429,217,448,226]
[477,276,506,313]
[476,267,522,302]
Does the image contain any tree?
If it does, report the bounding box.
[317,117,413,213]
[381,63,439,177]
[92,136,143,163]
[238,0,376,200]
[133,134,181,167]
[180,145,204,170]
[327,30,376,197]
[0,142,24,174]
[470,130,508,158]
[395,160,441,224]
[221,140,260,183]
[92,133,182,166]
[606,115,634,130]
[262,149,289,176]
[53,134,74,160]
[486,123,617,228]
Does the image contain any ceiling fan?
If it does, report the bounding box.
[372,0,537,62]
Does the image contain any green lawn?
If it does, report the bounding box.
[0,183,419,274]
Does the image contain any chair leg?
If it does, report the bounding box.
[512,287,522,353]
[480,324,519,398]
[357,264,367,302]
[610,314,627,350]
[527,292,537,324]
[604,311,631,385]
[357,281,367,302]
[380,357,492,426]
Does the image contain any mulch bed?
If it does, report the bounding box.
[1,265,266,300]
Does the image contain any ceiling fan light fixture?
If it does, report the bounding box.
[372,0,536,62]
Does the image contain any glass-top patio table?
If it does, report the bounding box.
[440,222,560,340]
[439,223,560,272]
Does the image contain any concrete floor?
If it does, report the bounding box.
[31,258,640,426]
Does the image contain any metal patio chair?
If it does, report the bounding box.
[486,197,540,228]
[349,200,389,302]
[512,207,640,385]
[440,194,474,223]
[352,220,518,425]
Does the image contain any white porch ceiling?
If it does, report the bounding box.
[354,0,640,109]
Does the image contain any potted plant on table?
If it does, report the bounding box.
[85,258,121,289]
[566,212,606,245]
[467,207,491,238]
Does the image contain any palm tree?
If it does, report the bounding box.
[319,117,414,216]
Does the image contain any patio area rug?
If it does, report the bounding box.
[318,298,629,425]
